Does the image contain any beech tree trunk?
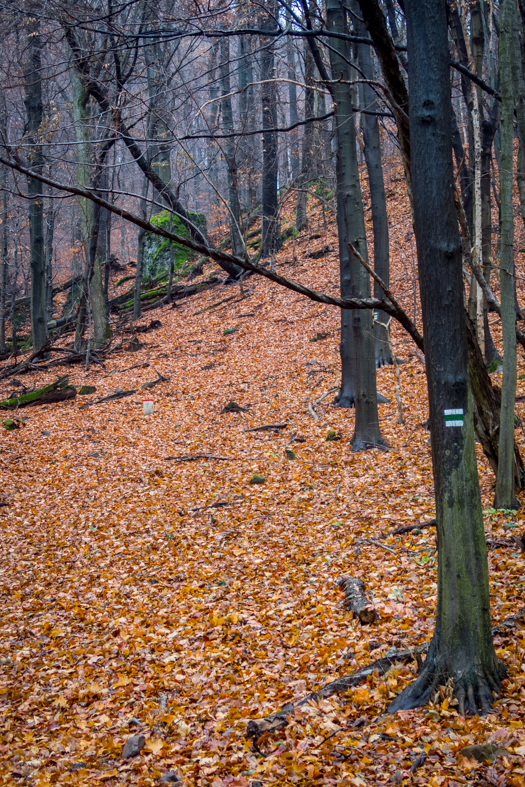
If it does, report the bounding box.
[391,0,503,714]
[494,0,519,510]
[25,19,48,352]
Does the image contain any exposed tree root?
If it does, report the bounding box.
[388,639,507,715]
[246,611,524,744]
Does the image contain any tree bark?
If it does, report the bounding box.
[391,0,503,714]
[25,19,48,352]
[494,0,519,510]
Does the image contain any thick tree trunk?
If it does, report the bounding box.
[354,5,392,368]
[25,20,48,353]
[494,0,519,510]
[391,0,503,714]
[328,0,385,450]
[260,0,281,258]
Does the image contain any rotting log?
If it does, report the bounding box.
[337,576,378,624]
[0,375,76,408]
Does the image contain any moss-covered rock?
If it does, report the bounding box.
[143,211,206,280]
[249,474,266,484]
[79,385,97,395]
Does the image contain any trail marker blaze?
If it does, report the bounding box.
[444,408,464,427]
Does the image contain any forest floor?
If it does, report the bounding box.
[1,165,525,787]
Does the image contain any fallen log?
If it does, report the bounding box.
[0,375,77,409]
[337,576,378,624]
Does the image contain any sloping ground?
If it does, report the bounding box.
[1,171,525,786]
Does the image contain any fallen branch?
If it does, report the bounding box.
[337,576,378,624]
[0,338,52,381]
[245,423,288,433]
[0,375,77,409]
[79,389,137,409]
[164,454,240,462]
[141,371,170,390]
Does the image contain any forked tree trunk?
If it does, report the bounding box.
[391,0,504,714]
[25,19,48,353]
[494,0,518,510]
[328,0,385,450]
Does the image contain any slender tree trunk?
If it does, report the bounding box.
[295,42,315,233]
[25,19,48,352]
[260,0,281,258]
[44,189,55,318]
[220,37,243,259]
[494,0,519,510]
[90,164,111,347]
[354,5,392,368]
[238,35,256,210]
[134,176,149,321]
[391,0,503,713]
[328,0,385,449]
[287,34,301,182]
[481,100,501,365]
